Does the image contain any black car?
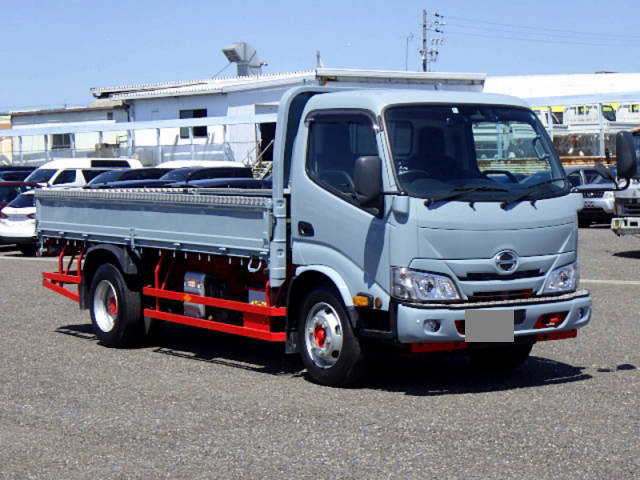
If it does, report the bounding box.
[179,177,272,189]
[104,166,254,189]
[84,168,173,189]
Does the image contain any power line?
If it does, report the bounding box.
[446,27,632,47]
[446,14,640,41]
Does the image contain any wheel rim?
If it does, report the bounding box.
[93,279,118,333]
[304,301,344,369]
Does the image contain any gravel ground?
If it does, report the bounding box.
[0,227,638,479]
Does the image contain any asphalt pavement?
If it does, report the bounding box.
[0,227,637,479]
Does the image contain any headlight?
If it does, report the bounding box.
[391,267,461,302]
[543,262,580,294]
[603,191,614,199]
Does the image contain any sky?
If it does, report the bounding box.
[1,0,638,112]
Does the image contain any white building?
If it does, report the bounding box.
[5,69,484,166]
[9,100,128,164]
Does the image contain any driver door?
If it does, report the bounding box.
[291,110,389,295]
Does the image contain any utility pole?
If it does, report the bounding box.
[419,9,445,72]
[421,10,427,72]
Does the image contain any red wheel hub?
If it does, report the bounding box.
[313,324,327,348]
[108,297,118,316]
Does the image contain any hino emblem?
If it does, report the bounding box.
[494,250,519,273]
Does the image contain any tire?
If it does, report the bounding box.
[297,286,367,387]
[468,343,534,371]
[578,218,591,228]
[18,244,37,256]
[89,263,143,347]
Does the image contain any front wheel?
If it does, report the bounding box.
[298,287,367,387]
[89,263,143,347]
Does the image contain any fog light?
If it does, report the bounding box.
[534,311,568,329]
[424,319,441,333]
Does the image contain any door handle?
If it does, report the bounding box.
[298,221,315,237]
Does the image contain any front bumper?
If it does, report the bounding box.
[582,197,614,215]
[394,289,591,344]
[611,217,640,236]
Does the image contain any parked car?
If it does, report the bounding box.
[0,190,38,255]
[180,177,272,189]
[25,158,142,188]
[0,167,36,181]
[0,181,40,209]
[566,166,616,226]
[104,166,253,189]
[84,168,173,189]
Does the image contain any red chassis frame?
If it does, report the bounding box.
[43,247,287,342]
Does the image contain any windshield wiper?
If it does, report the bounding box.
[500,177,568,209]
[424,185,510,206]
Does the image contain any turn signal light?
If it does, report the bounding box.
[534,311,568,329]
[353,295,372,307]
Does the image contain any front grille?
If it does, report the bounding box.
[459,269,541,281]
[581,190,605,198]
[468,289,534,302]
[619,199,640,216]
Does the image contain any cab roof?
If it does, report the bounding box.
[303,89,530,115]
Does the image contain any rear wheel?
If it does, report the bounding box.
[468,343,534,371]
[298,286,366,386]
[89,263,143,347]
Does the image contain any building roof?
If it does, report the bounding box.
[484,73,640,105]
[90,68,486,101]
[10,99,126,117]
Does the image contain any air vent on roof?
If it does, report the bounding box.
[222,42,267,77]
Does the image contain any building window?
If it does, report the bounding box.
[52,133,71,150]
[179,109,207,139]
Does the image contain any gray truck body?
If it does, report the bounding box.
[37,86,592,348]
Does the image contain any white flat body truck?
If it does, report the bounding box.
[38,86,593,386]
[611,127,640,236]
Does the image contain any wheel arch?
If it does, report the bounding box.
[285,266,358,353]
[80,244,141,309]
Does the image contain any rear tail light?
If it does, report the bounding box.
[27,213,35,219]
[0,211,7,219]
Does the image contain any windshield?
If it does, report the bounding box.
[159,169,193,181]
[87,170,122,185]
[25,169,56,184]
[385,105,568,202]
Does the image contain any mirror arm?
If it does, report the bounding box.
[613,178,631,192]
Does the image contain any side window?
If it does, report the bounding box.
[567,172,582,187]
[306,112,378,200]
[52,169,77,185]
[583,169,600,184]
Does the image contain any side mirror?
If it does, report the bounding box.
[354,156,382,209]
[615,131,638,180]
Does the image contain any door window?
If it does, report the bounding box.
[306,112,378,200]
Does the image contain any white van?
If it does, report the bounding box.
[25,158,142,188]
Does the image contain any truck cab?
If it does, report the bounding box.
[285,89,590,380]
[611,127,640,235]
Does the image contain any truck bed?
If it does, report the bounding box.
[36,188,274,260]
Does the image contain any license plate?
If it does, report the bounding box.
[583,200,595,208]
[465,310,515,342]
